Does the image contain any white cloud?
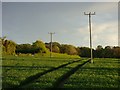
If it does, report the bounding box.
[92,21,118,34]
[77,21,118,47]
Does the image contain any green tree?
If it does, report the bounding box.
[96,45,104,58]
[3,40,16,55]
[45,42,61,52]
[104,46,113,58]
[79,47,91,57]
[0,36,6,45]
[52,42,61,48]
[60,44,78,55]
[113,46,120,58]
[52,45,60,53]
[16,44,33,54]
[33,40,48,53]
[76,47,81,56]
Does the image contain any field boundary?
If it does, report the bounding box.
[52,59,91,88]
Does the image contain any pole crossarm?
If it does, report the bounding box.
[84,12,95,15]
[84,12,95,63]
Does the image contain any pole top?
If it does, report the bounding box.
[48,32,55,34]
[84,12,95,15]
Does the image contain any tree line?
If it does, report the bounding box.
[78,45,120,58]
[1,37,120,58]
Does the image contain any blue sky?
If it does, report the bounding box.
[2,1,118,48]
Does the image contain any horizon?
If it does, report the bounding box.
[2,37,118,49]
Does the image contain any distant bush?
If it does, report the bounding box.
[1,37,16,55]
[16,40,49,54]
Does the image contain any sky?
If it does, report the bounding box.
[1,0,119,2]
[2,1,119,48]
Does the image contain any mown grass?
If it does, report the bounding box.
[2,54,80,88]
[2,55,119,89]
[64,58,120,88]
[22,59,87,89]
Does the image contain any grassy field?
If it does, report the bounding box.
[2,54,81,89]
[2,55,120,89]
[64,58,120,88]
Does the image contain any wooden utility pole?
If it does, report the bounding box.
[84,12,95,63]
[48,32,55,58]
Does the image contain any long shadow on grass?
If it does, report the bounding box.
[2,59,84,90]
[51,59,91,89]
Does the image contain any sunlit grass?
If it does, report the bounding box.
[64,58,119,88]
[2,54,80,88]
[2,55,119,89]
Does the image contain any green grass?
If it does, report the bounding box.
[64,58,119,88]
[15,52,80,59]
[22,67,70,88]
[2,54,80,88]
[22,59,87,88]
[2,55,120,89]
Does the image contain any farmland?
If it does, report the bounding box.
[64,58,119,88]
[2,55,120,89]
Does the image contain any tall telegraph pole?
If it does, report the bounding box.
[84,12,95,63]
[48,32,55,58]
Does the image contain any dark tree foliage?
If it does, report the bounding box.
[95,45,104,58]
[16,44,39,54]
[104,46,113,58]
[78,45,120,58]
[1,36,120,58]
[113,46,120,58]
[16,40,48,54]
[78,47,91,58]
